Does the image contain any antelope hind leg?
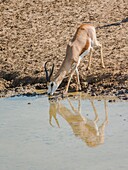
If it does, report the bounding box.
[96,42,105,68]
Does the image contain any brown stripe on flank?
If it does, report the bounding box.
[80,39,90,55]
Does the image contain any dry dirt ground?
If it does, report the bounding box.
[0,0,128,99]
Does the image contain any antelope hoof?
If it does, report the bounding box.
[76,85,81,91]
[79,86,82,91]
[63,89,68,95]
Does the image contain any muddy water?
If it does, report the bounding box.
[0,93,128,170]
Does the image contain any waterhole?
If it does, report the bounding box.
[0,93,128,170]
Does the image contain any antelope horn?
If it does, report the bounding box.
[49,64,54,80]
[44,61,54,82]
[44,61,49,82]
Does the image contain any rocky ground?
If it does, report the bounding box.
[0,0,128,99]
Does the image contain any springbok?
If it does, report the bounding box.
[45,24,105,95]
[49,95,108,147]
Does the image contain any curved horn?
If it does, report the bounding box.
[44,61,54,82]
[44,61,50,82]
[49,64,54,80]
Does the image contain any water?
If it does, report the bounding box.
[0,93,128,170]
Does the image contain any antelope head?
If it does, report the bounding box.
[44,61,58,95]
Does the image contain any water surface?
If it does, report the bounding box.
[0,93,128,170]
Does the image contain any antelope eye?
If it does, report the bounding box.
[51,82,54,87]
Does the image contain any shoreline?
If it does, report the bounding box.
[0,81,127,100]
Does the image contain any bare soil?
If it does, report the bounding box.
[0,0,128,99]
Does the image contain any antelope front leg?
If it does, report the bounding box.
[64,66,76,93]
[75,67,81,91]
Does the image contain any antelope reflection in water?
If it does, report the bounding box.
[49,95,108,147]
